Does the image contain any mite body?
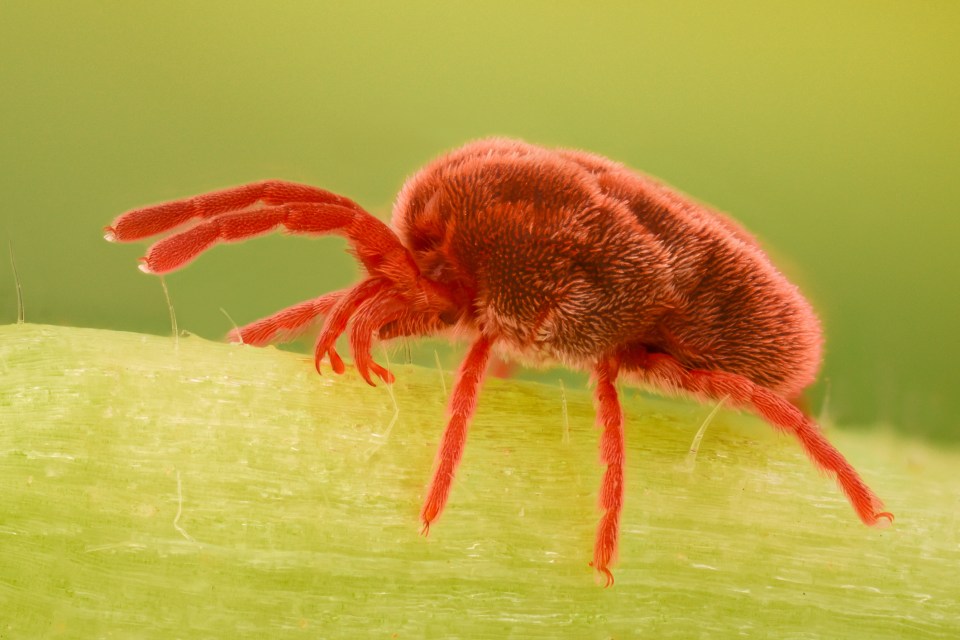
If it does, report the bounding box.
[394,141,820,395]
[106,138,890,585]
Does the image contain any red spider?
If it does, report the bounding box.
[105,138,892,585]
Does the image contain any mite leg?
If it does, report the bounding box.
[377,309,445,341]
[133,203,418,286]
[639,353,892,527]
[420,335,494,533]
[105,180,367,241]
[228,290,345,346]
[348,289,405,386]
[591,356,625,587]
[311,278,388,375]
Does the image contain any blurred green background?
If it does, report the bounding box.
[1,1,957,441]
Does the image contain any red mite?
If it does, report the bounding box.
[105,138,892,585]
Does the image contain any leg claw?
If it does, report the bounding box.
[873,511,895,528]
[589,562,615,588]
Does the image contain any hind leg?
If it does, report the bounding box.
[624,349,892,526]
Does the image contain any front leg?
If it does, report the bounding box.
[591,355,625,587]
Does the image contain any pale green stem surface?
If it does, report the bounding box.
[1,324,957,638]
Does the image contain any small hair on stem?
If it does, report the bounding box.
[8,241,24,324]
[684,396,728,470]
[159,277,178,348]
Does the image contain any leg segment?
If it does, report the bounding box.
[629,351,892,527]
[377,311,446,341]
[420,335,494,533]
[105,180,366,241]
[135,203,418,287]
[227,289,345,346]
[312,278,388,375]
[348,289,406,386]
[591,356,625,587]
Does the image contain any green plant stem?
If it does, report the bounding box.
[0,324,956,638]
